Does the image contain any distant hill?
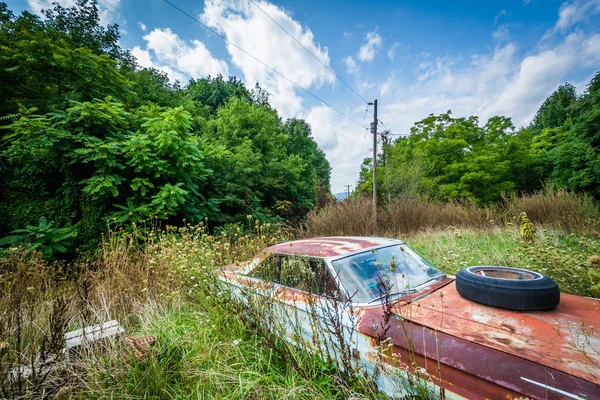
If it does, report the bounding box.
[334,192,348,201]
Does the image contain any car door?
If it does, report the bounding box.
[273,256,361,367]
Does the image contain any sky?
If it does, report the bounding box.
[6,0,600,193]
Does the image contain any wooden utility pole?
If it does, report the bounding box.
[345,184,352,199]
[371,99,378,234]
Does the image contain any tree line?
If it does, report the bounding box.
[357,74,600,204]
[0,1,331,256]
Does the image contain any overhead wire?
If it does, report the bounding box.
[162,0,367,129]
[358,104,371,158]
[248,0,369,104]
[378,118,409,137]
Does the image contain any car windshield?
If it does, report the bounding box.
[331,244,444,303]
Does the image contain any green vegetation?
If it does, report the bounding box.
[0,216,77,260]
[357,76,600,204]
[0,221,387,399]
[2,1,600,399]
[409,227,600,298]
[0,1,331,256]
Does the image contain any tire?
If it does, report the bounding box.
[455,266,560,311]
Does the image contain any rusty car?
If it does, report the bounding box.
[219,236,600,399]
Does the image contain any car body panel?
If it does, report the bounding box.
[261,236,403,259]
[399,283,600,384]
[219,237,600,399]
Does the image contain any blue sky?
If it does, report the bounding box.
[8,0,600,193]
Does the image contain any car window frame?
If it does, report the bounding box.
[329,243,443,305]
[246,253,345,301]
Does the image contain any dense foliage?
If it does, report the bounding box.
[0,1,331,254]
[357,75,600,204]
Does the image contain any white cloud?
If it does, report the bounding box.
[387,42,399,60]
[380,72,396,97]
[494,9,507,25]
[379,29,600,150]
[553,0,600,33]
[27,0,121,26]
[492,25,510,42]
[200,0,334,118]
[343,31,352,39]
[138,21,147,32]
[132,28,229,83]
[357,31,383,62]
[342,56,360,75]
[485,33,586,122]
[582,33,600,65]
[301,105,371,192]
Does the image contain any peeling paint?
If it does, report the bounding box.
[220,237,600,400]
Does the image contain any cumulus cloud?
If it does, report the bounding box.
[138,21,147,32]
[301,105,371,193]
[27,0,121,26]
[357,31,383,62]
[378,29,600,151]
[200,0,335,118]
[131,28,229,83]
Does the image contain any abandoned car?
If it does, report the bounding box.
[220,237,600,399]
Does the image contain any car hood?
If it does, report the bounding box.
[398,281,600,384]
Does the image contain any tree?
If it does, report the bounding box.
[532,83,578,130]
[0,2,335,256]
[358,112,522,203]
[544,72,600,195]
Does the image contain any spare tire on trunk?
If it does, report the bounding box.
[455,266,560,311]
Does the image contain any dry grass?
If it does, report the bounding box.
[498,187,600,230]
[301,188,600,237]
[1,220,348,399]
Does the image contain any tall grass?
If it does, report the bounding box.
[408,227,600,298]
[0,220,383,399]
[301,187,599,237]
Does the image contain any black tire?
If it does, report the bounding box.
[455,266,560,311]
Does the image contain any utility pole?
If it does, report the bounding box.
[345,184,352,199]
[370,99,377,234]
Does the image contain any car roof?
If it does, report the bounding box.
[262,236,403,259]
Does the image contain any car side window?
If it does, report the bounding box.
[281,256,340,299]
[248,254,282,283]
[249,255,340,299]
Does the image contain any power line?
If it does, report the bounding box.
[378,118,409,137]
[362,104,370,124]
[378,118,390,131]
[162,0,367,129]
[248,0,369,104]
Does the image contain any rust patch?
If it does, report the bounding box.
[124,335,156,360]
[404,283,600,385]
[500,323,516,334]
[263,237,399,258]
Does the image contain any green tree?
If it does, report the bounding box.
[532,83,577,130]
[359,112,520,203]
